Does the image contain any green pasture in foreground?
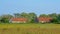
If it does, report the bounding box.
[0,23,60,34]
[0,23,60,28]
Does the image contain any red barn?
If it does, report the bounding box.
[10,18,28,23]
[38,17,52,23]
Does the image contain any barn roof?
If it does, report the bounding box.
[11,18,27,21]
[38,17,52,22]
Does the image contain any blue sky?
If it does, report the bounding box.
[0,0,60,16]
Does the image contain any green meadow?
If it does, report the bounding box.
[0,23,60,34]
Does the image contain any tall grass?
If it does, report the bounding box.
[0,24,60,34]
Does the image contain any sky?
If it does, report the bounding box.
[0,0,60,16]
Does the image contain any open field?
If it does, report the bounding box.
[0,23,60,34]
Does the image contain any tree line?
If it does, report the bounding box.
[0,12,60,24]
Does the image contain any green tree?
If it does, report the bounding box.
[14,13,21,18]
[14,12,29,18]
[0,14,13,23]
[14,12,30,23]
[39,14,49,17]
[28,13,37,23]
[48,13,57,18]
[57,14,60,23]
[48,13,58,23]
[20,12,28,18]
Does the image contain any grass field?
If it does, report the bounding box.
[0,23,60,34]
